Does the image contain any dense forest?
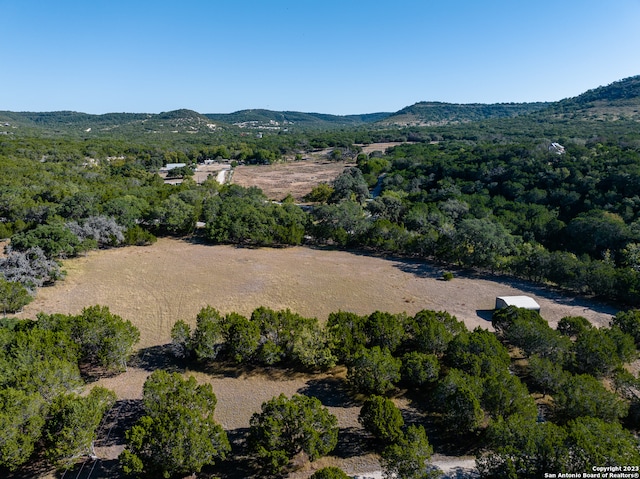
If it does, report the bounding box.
[1,75,640,477]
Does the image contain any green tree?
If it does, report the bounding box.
[119,370,229,478]
[74,305,140,372]
[451,218,516,270]
[10,223,81,258]
[0,388,46,470]
[191,306,226,362]
[251,307,321,366]
[381,425,439,479]
[445,328,510,377]
[557,315,592,339]
[358,395,404,444]
[155,194,197,235]
[0,278,32,315]
[6,327,82,401]
[401,352,440,387]
[330,167,370,204]
[365,310,406,353]
[347,346,401,395]
[169,319,191,359]
[435,369,484,433]
[44,386,116,468]
[304,183,334,203]
[326,310,368,363]
[527,354,570,396]
[566,210,629,257]
[291,322,336,371]
[224,312,260,363]
[309,466,351,479]
[565,416,640,471]
[482,369,537,421]
[477,414,569,479]
[553,373,628,423]
[612,309,640,346]
[311,200,369,246]
[493,306,571,363]
[405,310,466,355]
[573,327,630,377]
[248,393,338,475]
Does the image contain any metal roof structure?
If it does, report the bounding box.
[495,295,541,311]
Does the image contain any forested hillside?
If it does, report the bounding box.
[1,75,640,477]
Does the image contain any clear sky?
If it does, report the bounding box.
[1,0,639,115]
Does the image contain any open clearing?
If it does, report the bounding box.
[231,158,352,201]
[17,239,617,348]
[17,238,618,478]
[229,142,414,201]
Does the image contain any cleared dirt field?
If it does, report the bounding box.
[18,239,617,346]
[18,238,618,478]
[231,158,352,201]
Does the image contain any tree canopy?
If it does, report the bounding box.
[119,370,230,478]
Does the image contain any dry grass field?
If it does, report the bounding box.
[231,159,352,201]
[16,238,618,479]
[228,142,410,201]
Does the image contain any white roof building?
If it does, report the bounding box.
[495,295,541,312]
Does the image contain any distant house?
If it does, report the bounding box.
[549,142,566,155]
[161,163,187,172]
[495,295,541,312]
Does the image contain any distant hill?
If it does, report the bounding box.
[548,75,640,120]
[204,109,391,128]
[0,110,150,127]
[378,101,551,126]
[0,109,221,138]
[0,108,388,137]
[376,76,640,126]
[1,75,638,138]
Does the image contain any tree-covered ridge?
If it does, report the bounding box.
[204,109,392,128]
[379,101,551,126]
[561,75,640,105]
[2,75,638,140]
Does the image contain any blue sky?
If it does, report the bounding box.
[1,0,639,114]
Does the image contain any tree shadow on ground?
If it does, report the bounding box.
[96,399,144,448]
[190,359,322,381]
[4,451,54,479]
[378,254,449,280]
[129,344,186,373]
[333,426,371,459]
[55,458,122,479]
[391,256,619,318]
[297,376,358,408]
[206,427,259,479]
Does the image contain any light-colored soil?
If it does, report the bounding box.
[357,142,412,156]
[18,239,618,478]
[18,239,617,347]
[231,158,353,201]
[160,142,413,200]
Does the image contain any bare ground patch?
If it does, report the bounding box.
[231,158,352,201]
